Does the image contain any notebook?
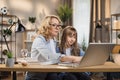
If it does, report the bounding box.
[58,43,115,67]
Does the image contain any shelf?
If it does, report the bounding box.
[112,29,120,31]
[24,40,33,43]
[25,29,35,31]
[0,23,12,26]
[0,14,16,17]
[111,13,120,16]
[111,13,120,44]
[0,41,15,43]
[0,14,17,59]
[23,30,35,50]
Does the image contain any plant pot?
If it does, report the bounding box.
[29,23,37,30]
[6,58,14,67]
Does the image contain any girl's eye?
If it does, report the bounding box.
[52,24,56,26]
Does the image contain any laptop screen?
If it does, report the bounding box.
[79,43,115,67]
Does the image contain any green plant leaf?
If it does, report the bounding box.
[3,29,12,36]
[7,52,13,58]
[81,38,87,51]
[2,49,8,55]
[2,49,13,58]
[56,4,72,24]
[29,17,36,23]
[118,34,120,39]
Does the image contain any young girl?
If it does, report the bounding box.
[60,26,84,57]
[46,26,91,80]
[59,26,91,80]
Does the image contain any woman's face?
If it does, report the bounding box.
[66,34,76,47]
[49,18,61,38]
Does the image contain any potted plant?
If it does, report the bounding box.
[81,38,87,51]
[56,4,72,28]
[29,17,36,24]
[118,34,120,39]
[2,49,14,67]
[3,28,12,36]
[2,29,14,67]
[28,16,37,31]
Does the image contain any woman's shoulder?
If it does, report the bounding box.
[32,34,47,44]
[37,34,45,39]
[34,35,45,41]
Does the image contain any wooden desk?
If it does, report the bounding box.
[0,62,120,72]
[0,62,120,80]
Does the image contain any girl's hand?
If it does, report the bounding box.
[60,56,82,63]
[72,56,83,63]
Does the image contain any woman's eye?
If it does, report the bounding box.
[52,24,56,26]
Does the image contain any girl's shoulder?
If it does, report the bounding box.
[77,43,82,48]
[77,43,85,56]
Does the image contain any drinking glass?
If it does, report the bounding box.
[21,49,28,59]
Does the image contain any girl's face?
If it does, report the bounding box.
[49,18,61,38]
[66,34,76,47]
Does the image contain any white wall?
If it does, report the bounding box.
[0,0,60,57]
[73,0,90,47]
[0,0,91,57]
[111,0,120,14]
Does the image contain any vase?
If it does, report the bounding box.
[6,58,14,67]
[29,23,37,30]
[95,28,102,42]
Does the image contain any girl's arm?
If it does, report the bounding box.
[80,49,85,56]
[60,56,83,63]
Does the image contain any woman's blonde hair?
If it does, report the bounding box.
[38,15,62,40]
[60,26,80,56]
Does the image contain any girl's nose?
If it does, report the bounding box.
[71,39,74,41]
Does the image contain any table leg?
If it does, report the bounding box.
[13,71,17,80]
[107,72,112,80]
[13,62,18,80]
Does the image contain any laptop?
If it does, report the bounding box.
[58,43,115,67]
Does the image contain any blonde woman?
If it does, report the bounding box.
[25,15,82,80]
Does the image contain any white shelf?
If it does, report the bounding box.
[24,40,33,43]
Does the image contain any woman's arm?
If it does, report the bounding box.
[31,35,61,62]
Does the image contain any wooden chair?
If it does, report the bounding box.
[112,45,120,53]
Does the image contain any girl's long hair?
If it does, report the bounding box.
[60,26,80,56]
